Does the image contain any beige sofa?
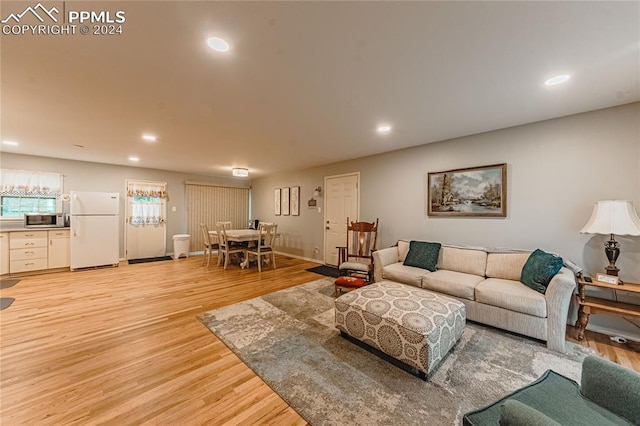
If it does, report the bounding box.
[373,240,577,353]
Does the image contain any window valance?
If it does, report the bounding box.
[126,182,167,199]
[0,169,63,197]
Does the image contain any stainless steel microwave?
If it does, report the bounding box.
[24,213,65,228]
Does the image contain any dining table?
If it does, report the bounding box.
[209,229,279,269]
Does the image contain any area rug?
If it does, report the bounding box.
[0,298,15,311]
[305,265,340,278]
[0,278,20,289]
[198,278,593,426]
[127,256,173,264]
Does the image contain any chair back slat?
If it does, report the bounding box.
[258,223,277,249]
[215,222,232,247]
[345,217,378,261]
[200,223,211,246]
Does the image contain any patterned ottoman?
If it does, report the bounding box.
[335,280,466,380]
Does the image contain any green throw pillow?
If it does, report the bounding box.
[520,249,563,294]
[403,241,441,272]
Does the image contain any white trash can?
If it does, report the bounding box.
[172,234,191,259]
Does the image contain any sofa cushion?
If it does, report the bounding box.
[486,252,531,281]
[521,249,564,294]
[438,246,488,277]
[403,241,441,271]
[421,270,484,300]
[475,278,547,318]
[382,263,426,288]
[398,240,410,263]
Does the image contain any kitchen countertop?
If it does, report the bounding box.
[0,226,71,232]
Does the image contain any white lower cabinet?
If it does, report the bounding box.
[48,230,70,268]
[0,233,9,275]
[7,229,71,274]
[9,231,48,273]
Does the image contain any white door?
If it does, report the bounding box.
[324,173,359,266]
[125,180,167,260]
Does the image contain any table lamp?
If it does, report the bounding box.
[580,200,640,278]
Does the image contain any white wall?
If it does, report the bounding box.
[2,103,638,338]
[251,102,640,339]
[0,153,250,256]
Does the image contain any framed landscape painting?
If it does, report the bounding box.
[427,163,507,217]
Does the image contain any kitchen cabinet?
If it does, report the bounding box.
[48,229,70,269]
[10,231,48,273]
[0,233,9,275]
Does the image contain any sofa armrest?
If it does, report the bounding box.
[581,355,640,424]
[372,246,400,282]
[543,267,576,352]
[499,400,562,426]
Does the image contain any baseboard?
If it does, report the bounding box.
[273,250,323,264]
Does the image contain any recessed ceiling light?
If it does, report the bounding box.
[2,140,18,146]
[207,37,230,52]
[73,144,84,148]
[129,156,139,162]
[544,74,570,86]
[232,167,249,177]
[377,125,392,133]
[142,134,157,142]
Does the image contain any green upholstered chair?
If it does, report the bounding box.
[463,355,640,426]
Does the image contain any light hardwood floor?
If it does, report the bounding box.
[1,255,638,424]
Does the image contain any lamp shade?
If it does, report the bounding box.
[580,200,640,236]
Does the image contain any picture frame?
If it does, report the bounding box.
[291,186,300,216]
[427,163,507,217]
[282,187,290,216]
[274,188,281,216]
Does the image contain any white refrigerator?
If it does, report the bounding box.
[70,191,120,270]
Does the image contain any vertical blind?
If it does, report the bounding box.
[185,182,249,251]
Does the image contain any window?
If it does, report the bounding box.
[1,196,57,216]
[0,168,63,217]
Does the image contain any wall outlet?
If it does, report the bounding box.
[317,207,321,213]
[172,206,177,212]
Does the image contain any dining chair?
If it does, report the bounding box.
[215,222,246,269]
[199,223,217,267]
[245,223,277,272]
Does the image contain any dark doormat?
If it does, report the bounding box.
[0,278,20,290]
[0,298,15,311]
[306,265,340,278]
[128,256,174,265]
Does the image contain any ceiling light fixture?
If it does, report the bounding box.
[232,167,249,177]
[2,140,18,146]
[207,37,230,52]
[142,134,157,142]
[544,74,570,86]
[129,156,139,162]
[377,125,392,133]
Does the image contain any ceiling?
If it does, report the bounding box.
[1,1,639,179]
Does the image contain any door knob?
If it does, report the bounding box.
[326,226,330,230]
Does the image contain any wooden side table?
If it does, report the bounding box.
[575,276,640,340]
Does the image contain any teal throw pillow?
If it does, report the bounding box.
[403,241,441,272]
[520,249,563,294]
